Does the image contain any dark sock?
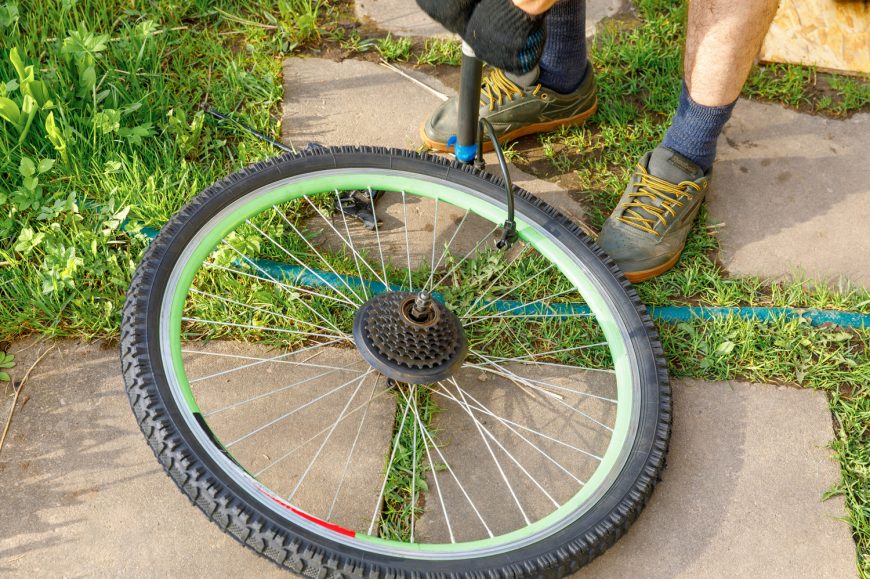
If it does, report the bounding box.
[537,0,587,94]
[661,82,737,172]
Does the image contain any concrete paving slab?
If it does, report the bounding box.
[709,100,870,288]
[0,339,283,577]
[355,0,625,38]
[581,379,855,578]
[282,57,589,230]
[355,0,453,38]
[0,340,854,576]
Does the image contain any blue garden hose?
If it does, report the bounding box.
[134,226,865,328]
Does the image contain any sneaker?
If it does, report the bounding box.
[597,146,710,282]
[421,62,598,152]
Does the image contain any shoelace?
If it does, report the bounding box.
[616,164,705,236]
[480,69,542,111]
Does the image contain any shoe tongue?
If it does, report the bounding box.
[647,146,703,184]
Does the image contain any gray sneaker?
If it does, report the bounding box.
[597,146,710,282]
[421,63,597,152]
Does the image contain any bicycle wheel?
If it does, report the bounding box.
[121,147,669,577]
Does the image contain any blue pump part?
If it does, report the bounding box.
[448,135,479,164]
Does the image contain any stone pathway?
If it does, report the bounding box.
[709,101,870,287]
[0,339,855,577]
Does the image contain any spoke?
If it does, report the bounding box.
[469,343,609,364]
[429,388,602,461]
[472,357,616,375]
[271,210,365,303]
[184,339,345,384]
[462,261,554,319]
[203,364,367,417]
[464,312,594,321]
[287,372,371,501]
[410,385,419,542]
[401,191,413,292]
[437,382,584,485]
[428,208,470,291]
[462,288,579,327]
[327,376,382,521]
[474,356,614,433]
[426,198,439,290]
[461,245,532,318]
[185,347,354,379]
[429,224,500,293]
[246,219,361,307]
[448,379,530,525]
[368,187,389,286]
[314,193,374,298]
[188,288,341,337]
[406,386,455,543]
[255,385,392,477]
[464,363,617,404]
[447,379,559,509]
[369,387,414,536]
[226,370,372,449]
[182,317,343,342]
[216,242,348,335]
[396,386,494,539]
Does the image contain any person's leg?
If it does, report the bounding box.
[683,0,781,107]
[598,0,779,282]
[661,0,780,171]
[421,0,595,152]
[538,0,588,94]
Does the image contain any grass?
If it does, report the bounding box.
[0,0,868,574]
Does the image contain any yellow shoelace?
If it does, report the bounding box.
[480,69,542,111]
[616,164,705,236]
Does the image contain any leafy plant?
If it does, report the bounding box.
[8,156,54,211]
[0,1,20,31]
[0,47,54,145]
[167,108,205,158]
[0,351,15,382]
[61,23,109,99]
[376,34,412,62]
[416,39,461,66]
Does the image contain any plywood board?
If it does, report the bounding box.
[760,0,870,75]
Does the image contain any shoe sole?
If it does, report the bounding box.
[622,248,683,283]
[420,98,598,153]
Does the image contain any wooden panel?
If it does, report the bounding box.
[759,0,870,75]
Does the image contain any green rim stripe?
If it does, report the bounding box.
[168,171,633,556]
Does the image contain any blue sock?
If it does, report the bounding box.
[661,83,737,172]
[538,0,588,94]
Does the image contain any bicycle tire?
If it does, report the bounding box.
[120,146,670,577]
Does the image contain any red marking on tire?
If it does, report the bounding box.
[258,488,356,538]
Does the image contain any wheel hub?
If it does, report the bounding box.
[352,291,467,384]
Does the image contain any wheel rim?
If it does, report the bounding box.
[157,168,641,559]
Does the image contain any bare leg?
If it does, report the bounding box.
[684,0,780,106]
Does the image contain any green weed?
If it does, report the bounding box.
[416,38,462,66]
[376,34,413,62]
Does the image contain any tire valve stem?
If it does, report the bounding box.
[410,291,433,322]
